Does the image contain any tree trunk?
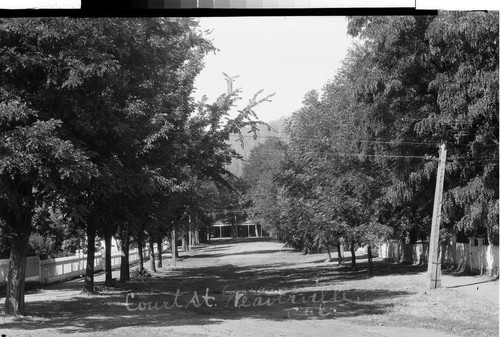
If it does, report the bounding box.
[120,226,130,282]
[337,240,344,265]
[149,236,156,273]
[182,236,187,252]
[188,214,193,251]
[83,226,96,293]
[4,185,33,316]
[5,231,30,315]
[486,225,497,245]
[157,238,162,269]
[350,240,356,268]
[137,235,144,272]
[175,240,179,258]
[171,229,176,266]
[232,222,237,238]
[193,212,198,245]
[104,231,113,285]
[367,245,373,275]
[325,246,332,262]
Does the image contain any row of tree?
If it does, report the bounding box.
[0,18,271,315]
[243,12,499,273]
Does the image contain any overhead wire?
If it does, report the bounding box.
[128,126,498,148]
[229,132,498,149]
[70,123,498,179]
[239,148,498,161]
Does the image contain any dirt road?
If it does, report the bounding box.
[0,238,497,337]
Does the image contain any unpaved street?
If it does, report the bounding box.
[0,238,497,337]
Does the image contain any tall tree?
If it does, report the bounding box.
[0,101,95,315]
[0,17,215,312]
[346,12,499,243]
[242,137,286,238]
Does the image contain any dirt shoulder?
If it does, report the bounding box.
[0,239,497,337]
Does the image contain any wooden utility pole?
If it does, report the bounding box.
[223,73,239,94]
[428,143,447,289]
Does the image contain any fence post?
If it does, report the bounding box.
[468,237,475,273]
[450,234,457,269]
[416,241,422,265]
[477,238,484,275]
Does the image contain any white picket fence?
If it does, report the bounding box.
[0,244,169,286]
[379,236,499,276]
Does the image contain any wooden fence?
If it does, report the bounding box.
[0,244,169,286]
[379,236,498,276]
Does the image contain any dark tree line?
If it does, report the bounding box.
[0,18,272,315]
[243,12,499,272]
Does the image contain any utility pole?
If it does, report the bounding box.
[223,72,239,94]
[428,143,447,289]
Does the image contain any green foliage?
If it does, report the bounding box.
[0,225,10,258]
[345,12,499,243]
[0,98,96,237]
[0,17,276,313]
[246,12,498,254]
[242,137,286,238]
[28,233,57,259]
[227,117,287,177]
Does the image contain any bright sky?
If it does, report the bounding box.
[192,16,354,123]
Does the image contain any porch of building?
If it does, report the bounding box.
[211,220,265,239]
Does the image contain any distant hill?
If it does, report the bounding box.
[227,116,287,177]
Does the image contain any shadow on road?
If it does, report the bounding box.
[0,239,423,334]
[184,249,289,259]
[0,282,410,334]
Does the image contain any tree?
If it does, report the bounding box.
[0,101,95,315]
[346,12,499,244]
[242,137,286,239]
[0,17,215,311]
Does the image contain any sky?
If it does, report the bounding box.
[192,16,354,123]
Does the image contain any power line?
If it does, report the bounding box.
[230,132,498,148]
[130,126,498,148]
[242,148,498,161]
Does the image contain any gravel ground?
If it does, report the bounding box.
[0,238,498,337]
